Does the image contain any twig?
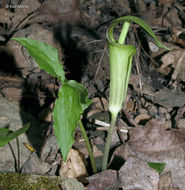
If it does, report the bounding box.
[93,44,107,82]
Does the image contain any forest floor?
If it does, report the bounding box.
[0,0,185,189]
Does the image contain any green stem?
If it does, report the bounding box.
[78,120,97,174]
[102,113,117,170]
[16,137,20,172]
[118,21,130,44]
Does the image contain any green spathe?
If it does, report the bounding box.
[108,42,136,117]
[107,16,170,50]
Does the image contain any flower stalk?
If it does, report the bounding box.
[102,16,170,170]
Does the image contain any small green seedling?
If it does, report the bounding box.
[0,123,30,172]
[11,38,97,174]
[102,16,170,170]
[0,123,30,147]
[148,162,166,175]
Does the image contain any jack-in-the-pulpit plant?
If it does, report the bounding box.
[102,16,170,170]
[12,38,97,174]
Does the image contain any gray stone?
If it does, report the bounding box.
[119,156,159,190]
[0,96,44,173]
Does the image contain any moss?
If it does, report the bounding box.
[0,173,62,190]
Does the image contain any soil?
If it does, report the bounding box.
[0,0,185,190]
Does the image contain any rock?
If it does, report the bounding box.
[21,152,51,175]
[1,87,23,102]
[119,156,159,190]
[0,96,43,173]
[61,178,85,190]
[86,169,118,190]
[117,119,185,189]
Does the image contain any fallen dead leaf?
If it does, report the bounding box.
[128,119,184,152]
[59,149,88,179]
[134,114,152,124]
[155,88,185,108]
[170,26,185,48]
[125,99,138,113]
[159,49,185,82]
[87,97,109,117]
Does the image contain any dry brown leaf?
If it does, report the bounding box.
[87,97,108,117]
[128,119,184,152]
[159,49,185,82]
[125,100,138,113]
[59,149,88,179]
[73,140,89,159]
[155,88,185,108]
[170,27,185,48]
[134,114,152,124]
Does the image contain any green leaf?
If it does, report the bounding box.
[0,123,30,147]
[107,16,170,50]
[52,85,82,161]
[12,37,65,82]
[67,80,92,111]
[148,162,166,175]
